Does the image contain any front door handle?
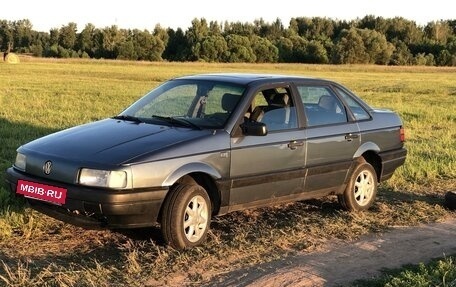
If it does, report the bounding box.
[288,140,304,150]
[345,133,359,142]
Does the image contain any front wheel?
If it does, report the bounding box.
[339,159,378,211]
[161,184,211,250]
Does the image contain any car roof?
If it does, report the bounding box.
[174,73,333,86]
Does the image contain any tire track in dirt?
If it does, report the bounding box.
[206,218,456,287]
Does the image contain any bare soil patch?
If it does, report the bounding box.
[205,219,456,287]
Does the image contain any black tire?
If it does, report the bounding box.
[445,191,456,210]
[161,184,211,250]
[339,158,378,211]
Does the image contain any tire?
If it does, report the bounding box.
[161,184,211,250]
[445,191,456,210]
[339,158,378,211]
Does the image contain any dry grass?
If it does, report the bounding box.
[0,57,455,286]
[0,190,453,286]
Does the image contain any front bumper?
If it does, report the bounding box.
[5,167,168,228]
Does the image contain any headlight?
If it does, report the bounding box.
[79,168,127,188]
[14,153,26,171]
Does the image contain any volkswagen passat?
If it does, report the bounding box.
[6,74,407,249]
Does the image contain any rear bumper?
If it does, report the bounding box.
[6,167,168,228]
[379,148,407,181]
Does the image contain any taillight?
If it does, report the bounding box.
[400,127,405,142]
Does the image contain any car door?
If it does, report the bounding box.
[295,84,361,192]
[229,85,306,208]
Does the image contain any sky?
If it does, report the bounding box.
[0,0,454,32]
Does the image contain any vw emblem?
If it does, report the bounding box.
[43,161,52,175]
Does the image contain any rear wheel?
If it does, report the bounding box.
[339,158,378,211]
[161,184,211,249]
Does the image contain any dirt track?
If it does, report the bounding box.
[205,218,456,286]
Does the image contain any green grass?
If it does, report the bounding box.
[351,255,456,287]
[0,58,455,286]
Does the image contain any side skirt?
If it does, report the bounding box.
[218,185,346,215]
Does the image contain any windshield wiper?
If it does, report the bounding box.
[151,115,201,130]
[113,115,143,123]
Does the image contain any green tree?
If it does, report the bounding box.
[389,41,413,65]
[357,15,388,34]
[186,18,209,60]
[59,22,77,50]
[305,40,329,64]
[153,24,169,47]
[45,44,59,57]
[130,29,165,61]
[332,20,351,40]
[384,17,423,44]
[57,45,70,58]
[251,35,278,63]
[257,18,285,41]
[163,28,189,61]
[425,53,436,66]
[413,53,435,66]
[76,23,96,56]
[12,19,33,49]
[223,21,255,37]
[275,36,294,62]
[100,25,124,59]
[331,28,369,64]
[91,29,104,58]
[196,35,228,62]
[0,20,13,51]
[288,35,309,62]
[424,21,452,44]
[437,49,456,66]
[49,28,59,45]
[209,21,223,36]
[2,15,455,66]
[32,31,49,52]
[117,40,137,60]
[448,20,456,35]
[357,28,394,64]
[30,40,43,57]
[292,17,335,41]
[225,34,256,62]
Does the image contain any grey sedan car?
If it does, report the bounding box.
[6,74,406,249]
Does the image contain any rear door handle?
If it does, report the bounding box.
[345,133,359,141]
[288,140,304,150]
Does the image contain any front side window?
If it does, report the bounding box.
[297,86,348,126]
[122,80,245,129]
[246,87,298,132]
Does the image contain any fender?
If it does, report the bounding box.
[162,162,222,186]
[353,142,380,158]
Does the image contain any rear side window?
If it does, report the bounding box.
[297,86,348,126]
[335,87,371,121]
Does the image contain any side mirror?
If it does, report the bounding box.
[241,121,268,136]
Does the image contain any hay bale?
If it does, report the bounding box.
[5,53,20,64]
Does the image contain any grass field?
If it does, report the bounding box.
[352,255,456,286]
[0,58,455,286]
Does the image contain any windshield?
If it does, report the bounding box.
[120,79,245,129]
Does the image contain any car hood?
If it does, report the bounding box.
[20,118,214,165]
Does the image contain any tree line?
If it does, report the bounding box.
[1,16,455,66]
